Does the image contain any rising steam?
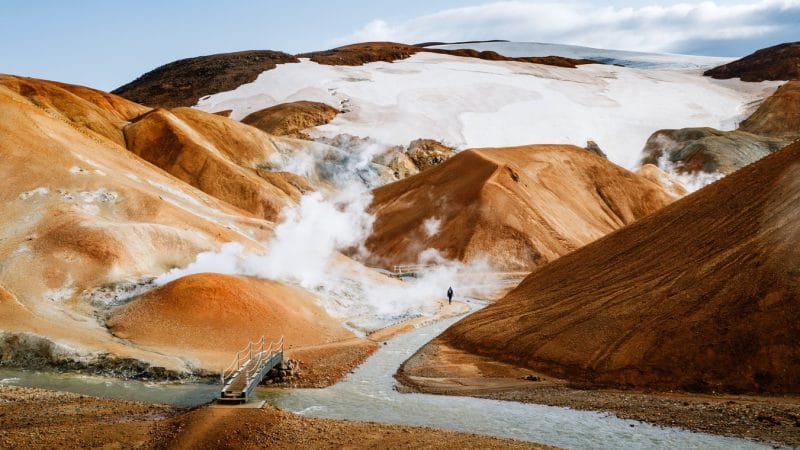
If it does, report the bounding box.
[156,136,497,334]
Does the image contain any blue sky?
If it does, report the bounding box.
[1,1,798,91]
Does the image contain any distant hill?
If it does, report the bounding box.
[704,42,800,81]
[112,50,299,108]
[440,142,800,394]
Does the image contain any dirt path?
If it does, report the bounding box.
[397,340,800,448]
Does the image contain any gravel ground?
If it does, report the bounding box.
[0,385,552,449]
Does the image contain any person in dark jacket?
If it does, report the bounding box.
[447,286,453,304]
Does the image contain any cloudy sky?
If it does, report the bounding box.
[1,0,798,91]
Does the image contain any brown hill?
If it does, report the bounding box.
[300,42,598,68]
[123,106,313,220]
[112,50,299,108]
[107,274,354,369]
[704,42,800,81]
[739,81,800,140]
[364,145,674,271]
[241,100,339,137]
[440,141,800,394]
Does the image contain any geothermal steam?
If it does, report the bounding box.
[157,137,495,333]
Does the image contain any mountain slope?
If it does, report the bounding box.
[739,81,800,140]
[0,75,278,371]
[364,145,674,271]
[704,42,800,81]
[0,74,148,146]
[123,106,313,221]
[440,142,800,393]
[112,50,299,108]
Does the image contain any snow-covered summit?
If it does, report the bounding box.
[196,46,779,170]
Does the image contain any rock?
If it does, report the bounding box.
[584,140,607,158]
[405,139,455,171]
[640,127,788,175]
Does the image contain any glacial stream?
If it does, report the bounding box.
[258,302,770,450]
[0,303,774,449]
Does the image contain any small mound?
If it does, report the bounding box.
[365,145,673,271]
[107,273,354,369]
[704,42,800,81]
[739,81,800,140]
[112,50,299,108]
[241,100,339,137]
[441,142,800,394]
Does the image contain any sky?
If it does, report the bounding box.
[1,0,798,91]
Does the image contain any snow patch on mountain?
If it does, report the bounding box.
[196,51,778,169]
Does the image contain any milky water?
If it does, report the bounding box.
[258,303,769,450]
[0,369,218,406]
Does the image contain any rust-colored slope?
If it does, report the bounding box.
[441,142,800,394]
[739,81,800,140]
[0,74,149,146]
[107,274,354,369]
[365,145,673,271]
[241,100,338,137]
[123,107,311,221]
[704,42,800,81]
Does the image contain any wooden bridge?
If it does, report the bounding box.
[219,335,284,404]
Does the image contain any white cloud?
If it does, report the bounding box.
[334,0,800,54]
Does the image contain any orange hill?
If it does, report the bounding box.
[241,100,339,138]
[123,106,313,221]
[107,274,355,370]
[440,141,800,394]
[0,74,148,146]
[364,145,674,271]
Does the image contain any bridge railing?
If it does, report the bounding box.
[220,335,271,385]
[392,264,435,274]
[245,336,284,384]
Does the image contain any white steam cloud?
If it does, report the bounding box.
[655,151,724,192]
[156,137,499,334]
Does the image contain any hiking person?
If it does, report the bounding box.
[447,286,453,305]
